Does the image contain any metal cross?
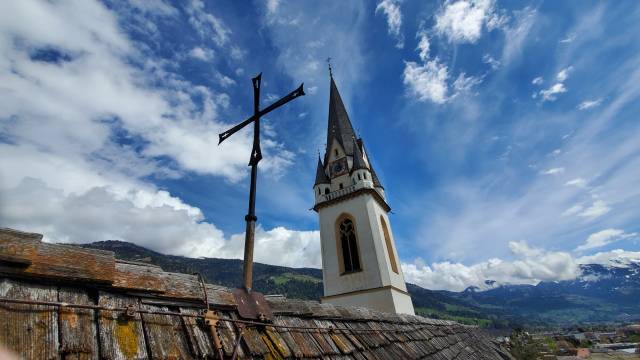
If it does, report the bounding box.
[218,73,304,295]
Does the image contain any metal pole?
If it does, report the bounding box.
[242,74,261,292]
[242,164,257,291]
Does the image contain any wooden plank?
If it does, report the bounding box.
[162,272,203,300]
[139,303,193,360]
[0,229,40,266]
[217,311,247,358]
[0,278,59,360]
[58,287,99,360]
[98,292,148,360]
[0,242,115,284]
[180,307,215,358]
[113,261,166,293]
[32,243,114,283]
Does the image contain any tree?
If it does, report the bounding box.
[510,329,542,360]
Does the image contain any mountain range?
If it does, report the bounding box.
[78,240,640,329]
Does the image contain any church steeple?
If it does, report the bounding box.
[314,156,330,186]
[312,71,414,315]
[326,76,357,162]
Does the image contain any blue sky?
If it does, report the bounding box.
[1,0,639,291]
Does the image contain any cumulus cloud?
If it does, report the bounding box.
[578,249,640,267]
[539,66,572,102]
[557,66,573,82]
[540,83,567,102]
[403,32,481,104]
[578,98,602,110]
[185,0,230,46]
[434,0,504,44]
[402,240,579,291]
[482,54,500,69]
[575,229,637,252]
[2,178,321,267]
[577,200,611,219]
[531,76,543,85]
[565,178,587,188]
[266,0,280,14]
[403,59,450,104]
[375,0,404,48]
[189,46,214,61]
[0,0,312,269]
[541,167,565,175]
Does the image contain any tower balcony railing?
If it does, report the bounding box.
[317,181,385,204]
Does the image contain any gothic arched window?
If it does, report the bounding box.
[380,216,398,274]
[338,218,361,273]
[324,188,330,194]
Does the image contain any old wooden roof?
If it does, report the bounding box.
[0,228,512,359]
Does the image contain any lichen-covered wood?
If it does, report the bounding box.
[58,287,99,360]
[98,292,148,360]
[0,278,59,360]
[0,228,513,359]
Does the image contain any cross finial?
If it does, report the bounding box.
[327,57,333,78]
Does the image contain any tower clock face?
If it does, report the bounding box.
[330,157,349,178]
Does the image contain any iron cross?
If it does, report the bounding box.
[218,73,304,294]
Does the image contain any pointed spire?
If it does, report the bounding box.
[358,139,384,189]
[314,156,330,186]
[326,76,357,161]
[351,138,367,171]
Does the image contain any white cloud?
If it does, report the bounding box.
[266,0,280,15]
[185,0,230,46]
[532,76,543,85]
[375,0,404,48]
[557,66,573,82]
[565,178,587,188]
[403,31,481,104]
[452,72,483,94]
[501,7,536,63]
[539,83,567,102]
[575,229,637,252]
[404,241,640,291]
[578,98,602,110]
[559,33,576,43]
[0,1,314,270]
[541,167,565,175]
[417,31,431,62]
[403,60,449,104]
[577,200,611,219]
[216,73,236,87]
[482,54,500,69]
[189,46,214,61]
[403,240,579,291]
[1,177,321,267]
[577,249,640,267]
[434,0,501,44]
[538,67,572,102]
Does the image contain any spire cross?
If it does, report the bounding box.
[327,57,333,77]
[218,74,304,298]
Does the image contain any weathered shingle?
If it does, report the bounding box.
[0,228,513,359]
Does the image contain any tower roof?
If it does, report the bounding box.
[326,76,357,162]
[314,157,330,186]
[351,138,368,171]
[359,139,384,189]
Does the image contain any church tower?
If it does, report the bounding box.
[313,74,415,315]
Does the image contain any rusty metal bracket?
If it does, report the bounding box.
[122,304,137,319]
[204,309,225,359]
[233,288,272,322]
